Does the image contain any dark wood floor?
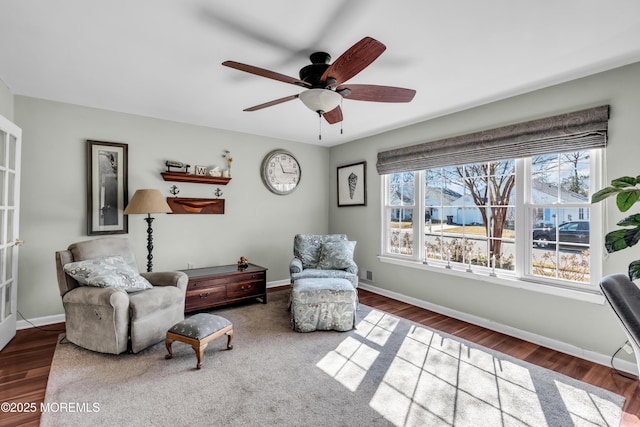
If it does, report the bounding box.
[1,287,639,426]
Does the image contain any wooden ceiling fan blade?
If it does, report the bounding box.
[338,84,416,102]
[222,61,311,88]
[320,37,386,86]
[323,106,343,124]
[244,94,299,112]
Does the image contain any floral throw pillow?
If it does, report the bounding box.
[317,241,356,270]
[63,256,153,292]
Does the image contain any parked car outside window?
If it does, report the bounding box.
[533,220,589,248]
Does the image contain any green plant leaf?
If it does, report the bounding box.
[617,213,640,227]
[624,226,640,248]
[591,186,618,203]
[605,229,630,253]
[616,190,640,212]
[611,176,637,188]
[629,260,640,282]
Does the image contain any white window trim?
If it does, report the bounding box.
[379,150,604,304]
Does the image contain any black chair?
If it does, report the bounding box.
[599,273,640,378]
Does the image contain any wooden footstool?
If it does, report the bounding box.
[165,313,234,369]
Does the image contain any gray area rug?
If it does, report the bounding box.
[42,290,623,426]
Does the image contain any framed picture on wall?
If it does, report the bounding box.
[337,161,366,207]
[86,140,128,235]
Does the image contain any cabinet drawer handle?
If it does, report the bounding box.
[198,292,210,298]
[241,284,252,290]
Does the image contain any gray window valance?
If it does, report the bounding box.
[376,105,609,174]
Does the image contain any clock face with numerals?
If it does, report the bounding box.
[260,149,301,195]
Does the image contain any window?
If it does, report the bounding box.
[383,150,601,292]
[528,152,592,284]
[422,161,516,271]
[388,172,415,255]
[377,106,609,296]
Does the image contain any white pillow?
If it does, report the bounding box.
[64,256,152,292]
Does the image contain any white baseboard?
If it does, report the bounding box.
[267,279,290,288]
[17,313,65,330]
[358,281,638,376]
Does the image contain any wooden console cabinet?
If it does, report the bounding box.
[182,263,267,313]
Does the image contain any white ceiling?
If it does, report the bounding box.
[1,0,640,147]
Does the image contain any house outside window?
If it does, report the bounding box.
[377,106,609,297]
[383,149,601,292]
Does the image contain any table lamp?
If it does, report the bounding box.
[123,189,172,272]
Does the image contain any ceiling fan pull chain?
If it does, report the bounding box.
[318,112,322,140]
[340,99,344,135]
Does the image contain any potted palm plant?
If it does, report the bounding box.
[591,175,640,280]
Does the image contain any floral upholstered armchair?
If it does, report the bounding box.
[289,234,358,288]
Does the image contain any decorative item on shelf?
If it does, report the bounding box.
[161,171,231,185]
[165,160,190,174]
[169,185,179,197]
[214,188,223,198]
[222,150,233,177]
[195,165,208,176]
[166,197,225,214]
[237,256,249,270]
[123,189,172,272]
[209,166,222,177]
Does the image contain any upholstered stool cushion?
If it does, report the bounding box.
[290,278,356,332]
[168,313,231,339]
[165,313,233,369]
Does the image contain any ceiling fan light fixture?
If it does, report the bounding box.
[299,89,342,114]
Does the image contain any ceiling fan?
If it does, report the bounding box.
[222,37,416,126]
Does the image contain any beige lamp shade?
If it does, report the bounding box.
[124,189,172,215]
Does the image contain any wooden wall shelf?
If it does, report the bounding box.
[161,171,231,185]
[166,197,225,214]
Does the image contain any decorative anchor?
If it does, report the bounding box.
[169,185,180,197]
[214,188,223,198]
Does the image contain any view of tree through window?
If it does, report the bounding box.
[384,150,595,286]
[423,161,516,272]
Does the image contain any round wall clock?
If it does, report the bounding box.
[260,149,301,195]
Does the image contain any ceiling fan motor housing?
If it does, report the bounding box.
[299,52,332,88]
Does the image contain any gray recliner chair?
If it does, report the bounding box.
[55,237,188,354]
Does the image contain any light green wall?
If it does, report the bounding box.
[15,97,330,319]
[0,78,13,120]
[329,62,640,358]
[10,61,640,362]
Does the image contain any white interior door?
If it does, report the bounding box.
[0,114,21,351]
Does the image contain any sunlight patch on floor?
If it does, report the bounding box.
[316,310,618,426]
[355,310,399,346]
[316,336,380,392]
[316,309,399,392]
[556,380,622,426]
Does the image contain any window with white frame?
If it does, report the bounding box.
[377,106,609,293]
[383,150,599,288]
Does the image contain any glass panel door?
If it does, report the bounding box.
[0,114,21,351]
